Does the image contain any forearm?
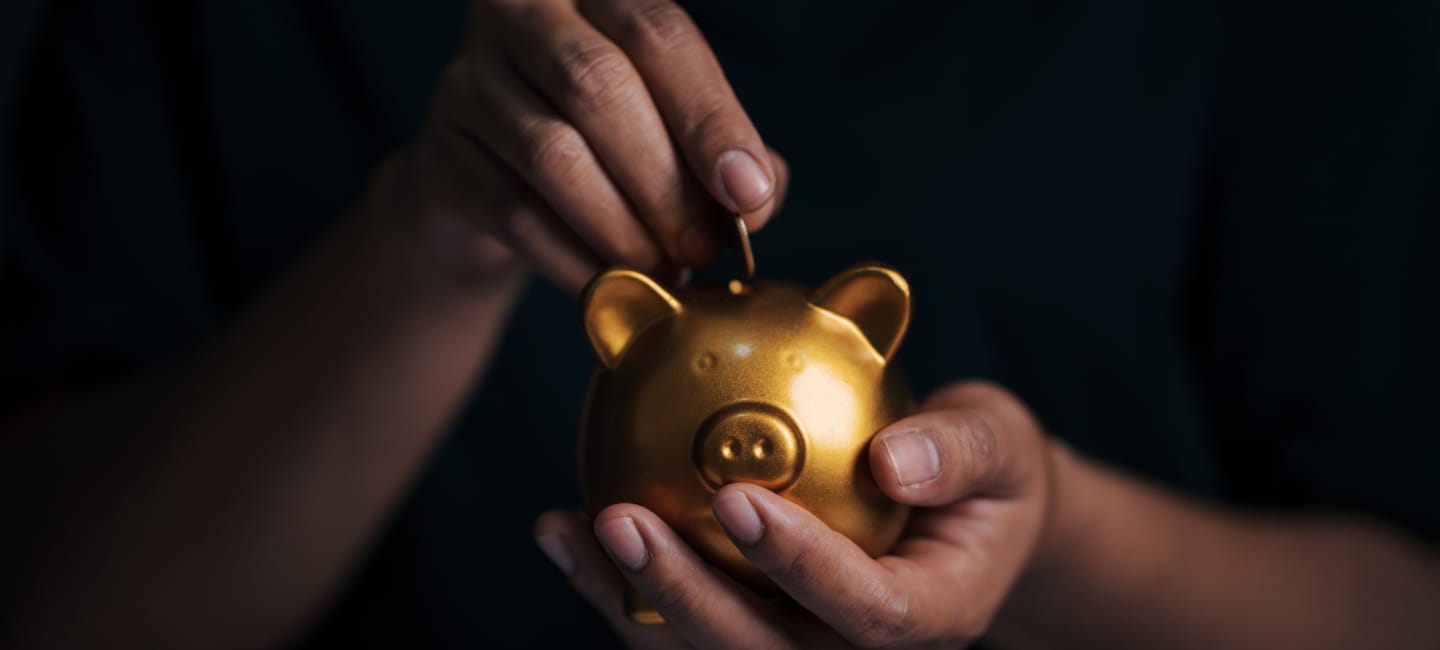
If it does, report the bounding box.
[991,443,1440,650]
[0,154,527,649]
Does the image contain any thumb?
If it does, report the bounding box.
[742,147,789,232]
[868,381,1043,507]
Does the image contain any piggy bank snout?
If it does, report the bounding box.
[693,403,804,492]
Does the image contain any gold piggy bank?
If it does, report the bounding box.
[578,263,914,609]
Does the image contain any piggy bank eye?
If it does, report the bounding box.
[695,352,718,372]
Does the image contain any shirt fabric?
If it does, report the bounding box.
[2,1,1437,647]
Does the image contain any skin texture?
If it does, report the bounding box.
[0,1,782,647]
[420,0,789,294]
[2,1,1437,648]
[538,382,1440,650]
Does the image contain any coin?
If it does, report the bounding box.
[734,214,755,280]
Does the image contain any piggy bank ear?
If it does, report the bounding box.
[809,263,911,363]
[581,269,681,370]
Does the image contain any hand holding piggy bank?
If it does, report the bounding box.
[579,263,914,621]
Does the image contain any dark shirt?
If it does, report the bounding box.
[3,1,1437,647]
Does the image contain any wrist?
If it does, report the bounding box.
[991,442,1208,649]
[1031,439,1104,577]
[987,440,1110,646]
[356,144,528,296]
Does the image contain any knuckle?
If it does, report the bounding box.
[616,2,695,51]
[644,578,702,614]
[555,40,638,110]
[846,589,918,648]
[686,101,729,143]
[685,101,748,155]
[927,380,1003,410]
[954,414,999,472]
[772,546,818,590]
[611,235,661,270]
[518,119,588,177]
[938,381,1036,430]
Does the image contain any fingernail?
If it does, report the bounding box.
[713,489,764,545]
[716,150,772,212]
[881,430,941,488]
[596,517,649,571]
[535,532,576,575]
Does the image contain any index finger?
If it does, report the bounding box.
[533,510,683,650]
[589,503,814,649]
[711,484,967,647]
[580,0,778,223]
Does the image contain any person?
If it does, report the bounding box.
[2,0,1437,647]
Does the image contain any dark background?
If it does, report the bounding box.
[2,1,1437,647]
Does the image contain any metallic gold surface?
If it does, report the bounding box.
[693,402,803,491]
[579,263,915,623]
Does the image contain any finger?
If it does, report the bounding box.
[499,3,725,269]
[868,381,1044,507]
[417,122,603,295]
[666,146,790,272]
[581,0,778,223]
[442,52,666,273]
[533,510,684,650]
[920,380,1040,435]
[591,503,805,650]
[764,148,790,219]
[712,484,952,648]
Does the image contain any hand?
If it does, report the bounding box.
[390,0,789,294]
[535,382,1057,648]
